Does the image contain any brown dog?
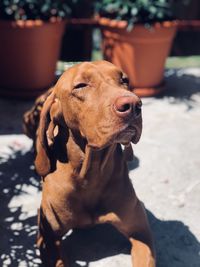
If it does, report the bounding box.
[25,61,155,267]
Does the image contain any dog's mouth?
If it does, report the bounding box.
[114,125,139,145]
[87,123,142,150]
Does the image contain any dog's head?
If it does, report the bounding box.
[35,61,142,176]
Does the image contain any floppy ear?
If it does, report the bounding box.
[35,91,63,177]
[23,88,53,141]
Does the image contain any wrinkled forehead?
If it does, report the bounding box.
[56,61,124,91]
[79,61,123,79]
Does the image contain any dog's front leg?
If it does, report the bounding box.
[129,229,156,267]
[37,208,67,267]
[123,200,156,267]
[99,194,156,267]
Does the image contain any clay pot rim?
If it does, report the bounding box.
[98,17,178,30]
[0,18,67,28]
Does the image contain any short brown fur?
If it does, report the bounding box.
[25,61,155,267]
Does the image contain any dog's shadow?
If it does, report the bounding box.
[0,148,41,266]
[63,212,200,267]
[0,150,200,267]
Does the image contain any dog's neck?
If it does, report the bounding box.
[66,129,119,179]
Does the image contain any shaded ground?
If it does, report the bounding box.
[0,68,200,266]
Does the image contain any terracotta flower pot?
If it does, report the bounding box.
[99,18,177,97]
[0,19,66,98]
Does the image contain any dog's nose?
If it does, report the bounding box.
[113,95,142,118]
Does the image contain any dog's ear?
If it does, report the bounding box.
[23,88,53,141]
[35,91,63,177]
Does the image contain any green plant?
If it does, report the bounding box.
[0,0,77,21]
[95,0,175,27]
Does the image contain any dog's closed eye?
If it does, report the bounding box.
[74,83,88,90]
[120,77,129,87]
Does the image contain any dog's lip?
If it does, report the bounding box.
[87,124,140,150]
[113,124,137,144]
[123,125,136,133]
[122,125,136,136]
